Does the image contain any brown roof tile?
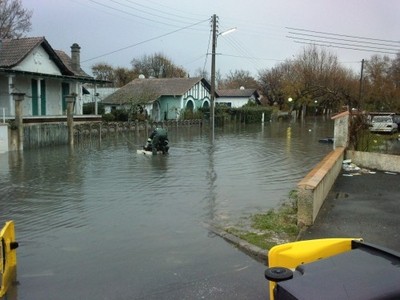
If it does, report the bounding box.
[103,77,210,105]
[0,37,44,67]
[0,37,91,78]
[54,50,90,77]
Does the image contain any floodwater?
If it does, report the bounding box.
[0,118,334,299]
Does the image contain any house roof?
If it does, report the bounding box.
[216,88,259,98]
[55,49,91,78]
[0,37,43,67]
[0,37,73,75]
[0,37,100,81]
[103,77,210,105]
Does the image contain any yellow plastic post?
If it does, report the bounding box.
[0,221,18,297]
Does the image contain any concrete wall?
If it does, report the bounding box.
[0,124,8,153]
[346,150,400,173]
[297,147,345,227]
[23,124,68,149]
[332,111,349,149]
[296,109,400,227]
[8,128,18,152]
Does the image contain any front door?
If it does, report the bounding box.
[31,79,46,115]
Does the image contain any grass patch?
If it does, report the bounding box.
[225,191,300,250]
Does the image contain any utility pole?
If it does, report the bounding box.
[210,14,217,141]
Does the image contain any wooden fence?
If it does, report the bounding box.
[22,119,204,149]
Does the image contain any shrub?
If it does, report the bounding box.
[83,103,105,115]
[102,113,115,122]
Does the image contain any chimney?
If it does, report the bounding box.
[70,43,81,73]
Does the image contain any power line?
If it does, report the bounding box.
[82,18,209,63]
[289,36,399,54]
[287,27,400,56]
[88,0,201,28]
[202,28,212,74]
[108,0,202,27]
[145,0,210,20]
[222,35,260,71]
[286,27,400,45]
[220,53,284,62]
[293,41,398,56]
[121,0,205,23]
[287,32,400,49]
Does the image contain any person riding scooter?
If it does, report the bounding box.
[143,127,169,154]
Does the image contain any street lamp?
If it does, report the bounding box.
[210,14,236,141]
[314,100,318,116]
[288,97,293,110]
[288,97,294,117]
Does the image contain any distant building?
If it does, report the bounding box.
[216,88,261,108]
[82,86,119,104]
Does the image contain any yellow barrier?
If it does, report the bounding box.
[0,221,18,297]
[266,238,362,300]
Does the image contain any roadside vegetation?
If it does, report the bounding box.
[348,113,400,154]
[95,101,274,125]
[224,190,299,250]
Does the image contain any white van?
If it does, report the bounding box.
[369,115,398,133]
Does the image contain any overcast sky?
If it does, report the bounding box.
[23,0,400,79]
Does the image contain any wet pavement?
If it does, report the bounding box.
[300,168,400,252]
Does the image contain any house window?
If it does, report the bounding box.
[217,102,231,108]
[186,100,194,111]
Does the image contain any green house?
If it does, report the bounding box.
[102,77,211,121]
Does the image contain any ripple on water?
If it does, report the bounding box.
[0,121,335,299]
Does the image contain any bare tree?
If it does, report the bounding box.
[131,53,187,78]
[91,62,115,86]
[258,45,357,115]
[0,0,32,38]
[114,67,137,87]
[219,69,258,89]
[193,67,209,80]
[258,62,291,107]
[390,53,400,90]
[364,55,400,111]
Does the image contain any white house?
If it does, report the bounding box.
[216,88,261,108]
[82,86,119,104]
[0,37,105,118]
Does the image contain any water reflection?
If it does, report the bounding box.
[0,118,334,299]
[286,126,292,154]
[205,144,217,222]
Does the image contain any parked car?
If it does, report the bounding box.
[369,115,398,133]
[393,114,400,128]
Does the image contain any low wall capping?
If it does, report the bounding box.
[297,147,345,226]
[298,147,345,189]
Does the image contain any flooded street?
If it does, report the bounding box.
[0,118,334,299]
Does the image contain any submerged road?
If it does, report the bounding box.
[2,120,335,300]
